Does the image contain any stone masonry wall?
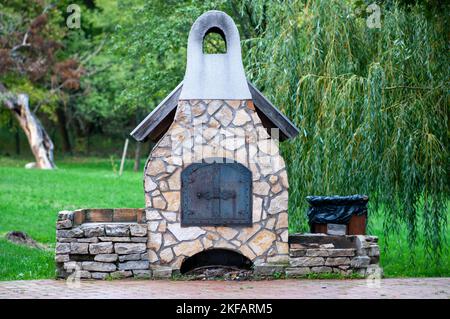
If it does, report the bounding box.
[56,209,149,280]
[286,234,382,278]
[144,99,289,276]
[55,211,382,279]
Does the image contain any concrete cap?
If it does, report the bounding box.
[179,10,252,100]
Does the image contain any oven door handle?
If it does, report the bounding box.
[196,190,236,200]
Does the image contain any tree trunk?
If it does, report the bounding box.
[1,85,56,169]
[9,116,21,155]
[15,128,20,155]
[56,105,72,154]
[133,142,141,172]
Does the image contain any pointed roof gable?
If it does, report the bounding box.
[130,81,299,142]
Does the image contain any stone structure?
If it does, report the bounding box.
[54,10,382,280]
[143,99,290,276]
[286,234,382,278]
[131,11,299,277]
[55,209,382,279]
[55,209,150,280]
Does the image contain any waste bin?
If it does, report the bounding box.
[306,195,368,235]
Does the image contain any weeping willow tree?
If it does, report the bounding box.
[240,0,448,260]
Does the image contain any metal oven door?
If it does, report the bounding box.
[181,161,252,226]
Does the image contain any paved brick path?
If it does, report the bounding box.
[0,278,448,299]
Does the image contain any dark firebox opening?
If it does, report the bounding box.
[180,249,253,275]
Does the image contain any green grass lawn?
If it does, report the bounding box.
[0,156,448,280]
[368,215,449,278]
[0,156,144,280]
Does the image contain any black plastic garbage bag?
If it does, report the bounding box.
[306,195,369,225]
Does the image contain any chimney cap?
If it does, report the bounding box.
[179,10,251,100]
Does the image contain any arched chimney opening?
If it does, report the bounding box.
[180,249,253,275]
[203,27,227,54]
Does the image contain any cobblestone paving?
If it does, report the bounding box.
[0,278,448,299]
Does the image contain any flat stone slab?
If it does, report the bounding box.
[0,278,448,299]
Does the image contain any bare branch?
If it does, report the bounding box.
[10,32,30,53]
[85,62,113,77]
[9,2,57,55]
[79,37,108,67]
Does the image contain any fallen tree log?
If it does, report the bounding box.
[1,84,56,169]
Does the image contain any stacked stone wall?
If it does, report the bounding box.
[56,209,149,279]
[286,234,382,278]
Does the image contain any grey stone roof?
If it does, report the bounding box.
[130,81,299,142]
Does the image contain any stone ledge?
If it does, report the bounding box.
[253,264,287,276]
[57,208,145,226]
[151,266,173,279]
[287,234,382,278]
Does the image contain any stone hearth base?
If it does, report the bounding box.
[286,233,382,278]
[55,210,382,279]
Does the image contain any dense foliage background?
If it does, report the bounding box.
[1,0,448,265]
